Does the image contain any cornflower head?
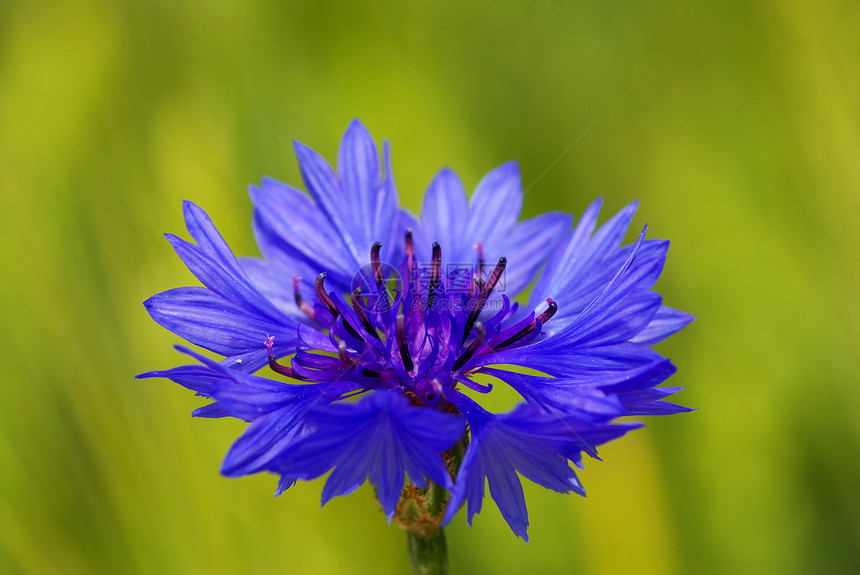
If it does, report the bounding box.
[139,120,693,545]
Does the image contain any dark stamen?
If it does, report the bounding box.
[405,229,414,284]
[314,273,339,317]
[314,273,365,342]
[431,242,442,282]
[293,275,317,322]
[368,243,391,312]
[494,298,557,350]
[371,242,384,288]
[537,297,558,323]
[427,242,442,310]
[453,321,486,371]
[351,287,381,340]
[472,277,485,300]
[265,335,305,379]
[396,313,414,372]
[462,257,506,343]
[485,256,506,293]
[476,240,485,279]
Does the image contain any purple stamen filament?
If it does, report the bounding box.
[462,256,506,344]
[293,275,317,322]
[453,321,486,371]
[265,335,305,380]
[371,242,384,288]
[427,242,442,310]
[396,313,414,371]
[492,297,558,350]
[351,287,381,340]
[314,273,365,342]
[405,229,414,284]
[314,273,339,317]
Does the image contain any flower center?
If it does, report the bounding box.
[265,232,558,406]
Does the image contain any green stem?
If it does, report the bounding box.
[407,528,448,575]
[426,481,448,517]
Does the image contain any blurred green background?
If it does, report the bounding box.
[2,0,859,573]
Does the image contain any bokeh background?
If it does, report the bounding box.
[2,1,859,573]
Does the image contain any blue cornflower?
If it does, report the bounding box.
[139,119,693,540]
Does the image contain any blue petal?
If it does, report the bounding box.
[592,358,676,391]
[528,200,644,318]
[249,178,359,289]
[443,393,640,540]
[631,305,695,345]
[238,256,312,324]
[485,455,531,540]
[561,359,693,416]
[559,290,662,348]
[479,228,666,374]
[338,119,381,246]
[165,233,285,321]
[182,200,248,280]
[210,372,338,422]
[465,161,523,252]
[275,475,297,496]
[622,400,694,416]
[136,363,219,396]
[265,124,412,285]
[271,392,464,519]
[482,359,691,417]
[153,344,341,409]
[371,140,410,270]
[478,341,664,377]
[172,201,303,322]
[411,162,569,298]
[192,403,230,418]
[144,287,324,368]
[525,238,670,334]
[480,367,624,418]
[294,139,367,269]
[151,348,342,477]
[419,168,470,262]
[496,211,573,297]
[221,407,318,476]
